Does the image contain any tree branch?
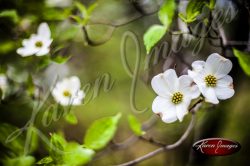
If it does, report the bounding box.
[115,113,196,166]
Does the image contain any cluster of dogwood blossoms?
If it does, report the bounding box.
[16,22,85,106]
[151,53,234,123]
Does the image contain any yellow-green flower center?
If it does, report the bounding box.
[63,90,71,97]
[35,41,43,48]
[205,75,217,87]
[172,92,183,104]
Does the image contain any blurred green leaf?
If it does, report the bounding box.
[143,25,166,54]
[0,10,19,23]
[206,0,216,10]
[65,112,78,125]
[84,113,121,150]
[0,41,16,54]
[158,0,176,28]
[128,115,145,136]
[3,155,35,166]
[49,133,66,164]
[0,123,25,156]
[63,142,95,166]
[36,156,53,165]
[179,0,205,23]
[233,48,250,76]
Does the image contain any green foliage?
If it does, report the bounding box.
[233,48,250,76]
[0,41,16,54]
[36,156,53,165]
[128,115,145,136]
[158,0,176,28]
[0,123,25,156]
[49,133,65,164]
[0,10,19,23]
[178,0,206,23]
[143,0,176,54]
[206,0,216,10]
[84,113,121,150]
[63,142,95,166]
[143,25,166,54]
[65,112,78,125]
[2,155,35,166]
[47,133,94,166]
[72,2,98,26]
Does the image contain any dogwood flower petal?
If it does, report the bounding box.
[179,75,200,99]
[161,108,178,123]
[176,103,189,122]
[151,74,172,97]
[38,23,51,39]
[202,87,219,104]
[205,53,232,78]
[162,69,179,92]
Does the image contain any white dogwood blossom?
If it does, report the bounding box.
[46,0,72,8]
[151,69,200,123]
[17,22,53,57]
[0,74,8,99]
[188,53,234,104]
[52,76,85,106]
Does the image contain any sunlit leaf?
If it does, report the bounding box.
[49,133,66,164]
[0,10,19,23]
[233,48,250,76]
[84,113,121,150]
[3,155,35,166]
[179,0,206,23]
[128,115,145,136]
[36,156,53,165]
[0,123,25,155]
[63,142,95,166]
[158,0,176,28]
[65,112,78,125]
[143,25,166,54]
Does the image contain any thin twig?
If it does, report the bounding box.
[115,113,196,166]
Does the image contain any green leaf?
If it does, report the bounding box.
[65,112,78,125]
[75,2,88,17]
[128,115,145,136]
[143,25,166,54]
[181,0,206,23]
[206,0,216,10]
[0,123,25,155]
[3,156,35,166]
[84,113,121,150]
[36,156,53,165]
[63,142,95,166]
[233,48,250,76]
[0,10,19,23]
[158,0,176,28]
[49,133,66,164]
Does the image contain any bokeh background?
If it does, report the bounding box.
[0,0,250,165]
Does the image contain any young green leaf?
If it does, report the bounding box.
[181,0,206,23]
[233,48,250,76]
[65,112,78,125]
[128,115,145,136]
[83,113,121,150]
[143,25,166,54]
[63,142,95,166]
[158,0,176,28]
[49,133,66,164]
[36,156,53,165]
